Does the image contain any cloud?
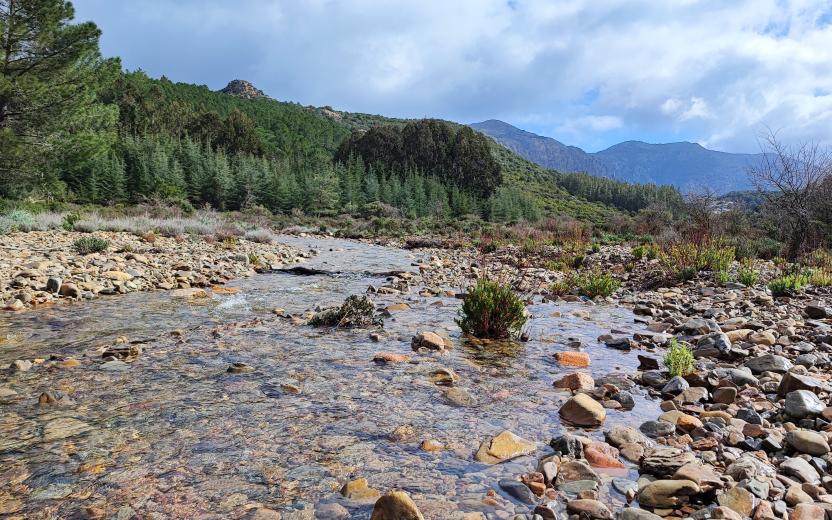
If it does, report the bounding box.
[72,0,832,152]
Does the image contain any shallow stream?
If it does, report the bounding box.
[0,237,660,519]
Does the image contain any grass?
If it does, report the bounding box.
[576,271,620,298]
[456,279,527,339]
[73,236,110,255]
[664,339,694,377]
[737,259,759,286]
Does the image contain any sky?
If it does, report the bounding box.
[72,0,832,153]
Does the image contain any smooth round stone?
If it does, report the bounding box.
[560,479,600,495]
[612,478,638,495]
[639,420,675,438]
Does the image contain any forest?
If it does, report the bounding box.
[0,0,683,224]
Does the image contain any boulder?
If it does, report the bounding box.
[778,372,825,396]
[555,460,601,486]
[744,354,793,374]
[411,332,445,351]
[638,479,699,508]
[779,457,821,483]
[566,499,612,519]
[559,393,606,427]
[717,486,755,517]
[370,491,424,520]
[553,371,595,391]
[785,390,825,419]
[786,430,830,456]
[554,351,591,367]
[474,430,536,464]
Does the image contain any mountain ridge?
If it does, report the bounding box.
[470,119,765,193]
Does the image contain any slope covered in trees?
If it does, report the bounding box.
[1,0,683,225]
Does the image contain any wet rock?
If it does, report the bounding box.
[498,479,537,504]
[372,352,410,363]
[9,359,32,372]
[786,430,830,455]
[553,371,595,391]
[429,367,458,386]
[411,331,445,351]
[443,387,477,407]
[673,463,724,491]
[561,479,600,495]
[550,434,584,458]
[566,499,611,519]
[584,441,625,468]
[475,430,536,464]
[554,351,591,367]
[555,460,601,486]
[59,283,80,298]
[227,362,255,374]
[619,509,664,520]
[638,479,699,508]
[744,354,793,374]
[340,478,381,501]
[605,425,647,448]
[785,390,825,418]
[45,277,62,294]
[558,393,606,427]
[639,420,675,438]
[370,491,424,520]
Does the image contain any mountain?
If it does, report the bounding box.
[470,119,765,193]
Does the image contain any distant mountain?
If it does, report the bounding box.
[470,119,765,193]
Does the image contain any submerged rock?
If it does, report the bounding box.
[474,430,536,464]
[559,393,606,427]
[370,491,424,520]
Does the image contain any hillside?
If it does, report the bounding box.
[471,119,766,193]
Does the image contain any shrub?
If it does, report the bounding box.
[701,245,735,272]
[664,339,694,377]
[632,245,647,260]
[591,242,601,253]
[737,259,759,286]
[546,260,566,272]
[677,266,697,282]
[310,295,380,328]
[456,279,527,339]
[549,280,571,296]
[73,236,110,255]
[715,270,733,285]
[248,253,261,266]
[769,273,809,297]
[808,269,832,287]
[244,228,275,244]
[62,212,81,231]
[576,271,620,298]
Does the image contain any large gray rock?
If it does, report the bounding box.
[638,479,699,508]
[784,390,825,418]
[743,354,793,374]
[779,457,820,483]
[786,430,830,455]
[778,372,824,396]
[640,447,696,478]
[695,332,731,357]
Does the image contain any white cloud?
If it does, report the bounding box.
[73,0,832,152]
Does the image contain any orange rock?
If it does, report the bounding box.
[554,351,590,368]
[61,358,80,368]
[211,286,240,294]
[553,371,595,391]
[373,352,410,364]
[584,442,625,469]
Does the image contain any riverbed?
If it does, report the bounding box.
[0,236,660,519]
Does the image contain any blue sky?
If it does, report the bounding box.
[73,0,832,153]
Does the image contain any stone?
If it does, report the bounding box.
[695,332,732,357]
[498,479,536,504]
[227,362,255,373]
[805,303,830,319]
[786,430,830,456]
[550,434,584,458]
[744,354,793,374]
[584,442,625,469]
[619,509,664,520]
[45,277,62,294]
[554,351,591,367]
[639,420,675,438]
[780,457,821,483]
[673,463,724,491]
[555,460,601,486]
[640,447,696,478]
[778,372,824,397]
[316,503,350,520]
[59,283,80,298]
[42,417,91,441]
[661,376,689,395]
[411,331,445,351]
[605,425,647,448]
[9,359,32,372]
[712,506,744,520]
[373,352,410,363]
[785,390,825,418]
[340,478,381,501]
[718,486,755,517]
[559,393,606,427]
[749,331,777,346]
[566,499,612,519]
[444,387,477,407]
[370,491,424,520]
[554,371,595,391]
[638,479,699,508]
[790,503,825,520]
[785,484,813,506]
[474,430,536,464]
[713,386,738,404]
[620,443,645,462]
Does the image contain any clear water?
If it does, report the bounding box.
[0,237,659,519]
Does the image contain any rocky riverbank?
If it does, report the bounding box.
[0,231,308,311]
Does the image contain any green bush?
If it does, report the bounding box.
[737,260,759,286]
[310,295,381,328]
[456,279,527,339]
[576,271,620,298]
[73,236,110,255]
[677,266,697,282]
[769,273,809,297]
[664,339,694,377]
[715,270,733,285]
[808,269,832,287]
[62,212,81,231]
[701,245,735,272]
[549,280,571,296]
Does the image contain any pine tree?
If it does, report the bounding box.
[0,0,119,198]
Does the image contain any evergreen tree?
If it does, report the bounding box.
[0,0,119,198]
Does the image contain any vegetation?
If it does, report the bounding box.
[576,271,620,298]
[457,279,527,339]
[737,260,760,286]
[769,273,809,297]
[663,339,695,377]
[309,295,380,328]
[73,236,110,254]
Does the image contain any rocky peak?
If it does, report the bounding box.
[219,80,266,99]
